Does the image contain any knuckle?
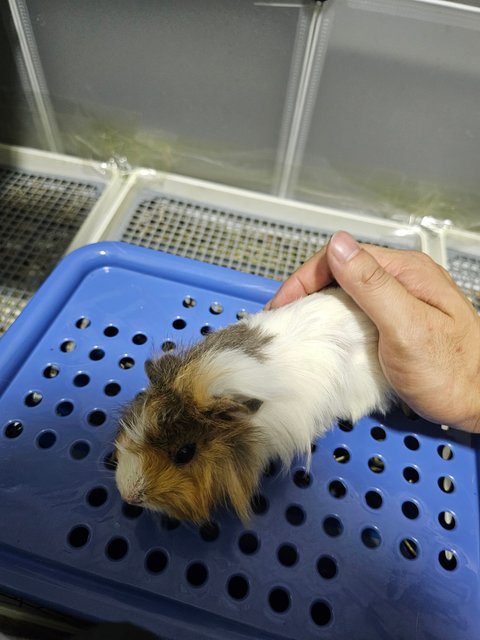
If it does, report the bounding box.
[360,263,390,290]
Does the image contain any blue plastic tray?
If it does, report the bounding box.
[0,242,478,640]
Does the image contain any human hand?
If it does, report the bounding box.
[267,231,480,433]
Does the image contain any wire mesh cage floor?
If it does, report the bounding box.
[0,147,112,335]
[0,242,478,640]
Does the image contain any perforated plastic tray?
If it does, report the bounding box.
[0,242,478,640]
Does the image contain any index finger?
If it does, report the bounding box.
[266,244,333,309]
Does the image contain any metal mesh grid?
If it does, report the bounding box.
[123,195,331,280]
[447,251,480,312]
[0,166,103,334]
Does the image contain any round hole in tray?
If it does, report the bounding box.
[68,525,90,548]
[56,401,74,417]
[368,456,385,473]
[209,303,223,315]
[337,419,353,433]
[186,562,208,587]
[251,493,269,514]
[439,549,457,571]
[236,310,248,320]
[361,527,382,549]
[317,556,338,580]
[103,450,117,471]
[323,516,343,537]
[277,544,298,567]
[404,435,420,451]
[172,318,187,330]
[365,490,383,509]
[438,511,456,530]
[182,296,196,308]
[4,421,23,439]
[161,515,181,531]
[25,391,43,407]
[200,325,213,336]
[161,341,176,352]
[70,440,90,460]
[310,600,333,627]
[73,373,90,387]
[106,537,129,561]
[104,325,119,337]
[403,466,420,484]
[285,505,306,526]
[399,538,419,560]
[75,317,91,329]
[438,476,455,494]
[333,447,350,464]
[268,587,290,614]
[87,410,107,427]
[89,348,105,361]
[122,503,144,519]
[371,426,386,441]
[293,469,312,488]
[329,479,347,499]
[119,356,135,370]
[87,487,108,507]
[263,461,279,478]
[227,575,249,600]
[402,501,420,520]
[36,430,56,449]
[238,531,259,555]
[438,444,454,460]
[60,340,76,353]
[104,382,121,397]
[132,332,148,345]
[199,522,220,542]
[145,549,168,574]
[43,364,60,378]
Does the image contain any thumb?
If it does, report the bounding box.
[327,231,417,335]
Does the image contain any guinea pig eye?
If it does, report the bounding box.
[174,443,197,465]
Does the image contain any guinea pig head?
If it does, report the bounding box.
[114,352,264,523]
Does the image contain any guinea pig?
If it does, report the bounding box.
[114,288,393,523]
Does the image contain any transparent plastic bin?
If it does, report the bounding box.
[0,144,124,334]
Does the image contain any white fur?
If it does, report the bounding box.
[115,444,145,505]
[202,289,392,467]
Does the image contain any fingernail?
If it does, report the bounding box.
[329,231,361,263]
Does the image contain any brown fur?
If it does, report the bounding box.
[115,327,270,522]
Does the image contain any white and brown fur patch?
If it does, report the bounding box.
[115,288,393,522]
[115,324,272,522]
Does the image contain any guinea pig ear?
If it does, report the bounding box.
[144,358,163,384]
[213,395,263,422]
[144,355,178,385]
[144,359,156,381]
[240,397,263,414]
